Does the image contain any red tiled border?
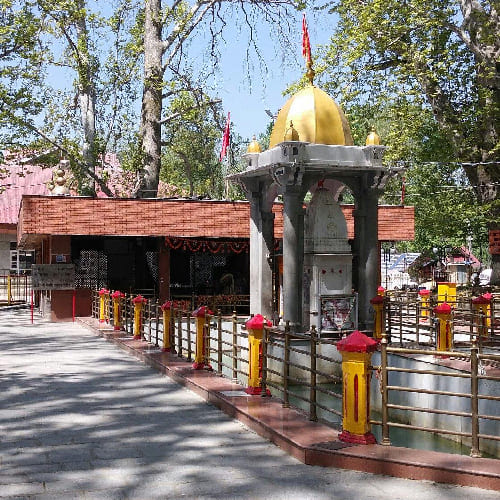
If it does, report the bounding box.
[78,317,500,492]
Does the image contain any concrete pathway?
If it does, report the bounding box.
[0,308,498,499]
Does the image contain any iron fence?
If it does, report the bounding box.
[91,289,499,458]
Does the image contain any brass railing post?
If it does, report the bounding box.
[232,310,238,383]
[470,339,481,457]
[261,326,269,397]
[204,311,211,368]
[177,308,183,357]
[148,300,152,343]
[170,307,177,355]
[309,325,318,422]
[381,331,391,445]
[155,301,159,347]
[283,321,290,409]
[217,309,223,376]
[187,311,192,361]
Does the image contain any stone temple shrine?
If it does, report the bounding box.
[230,62,398,332]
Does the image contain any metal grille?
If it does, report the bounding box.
[74,250,108,289]
[145,251,159,281]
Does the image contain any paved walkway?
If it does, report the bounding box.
[0,308,498,499]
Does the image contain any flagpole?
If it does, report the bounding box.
[220,112,231,199]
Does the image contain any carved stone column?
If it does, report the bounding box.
[282,186,305,331]
[354,184,379,330]
[248,189,274,318]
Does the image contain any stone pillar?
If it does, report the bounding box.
[282,187,304,331]
[249,191,274,318]
[354,187,379,330]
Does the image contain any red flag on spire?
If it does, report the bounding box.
[302,13,311,63]
[219,112,230,162]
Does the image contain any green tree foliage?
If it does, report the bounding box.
[161,92,223,198]
[0,0,141,195]
[318,0,499,279]
[137,0,301,198]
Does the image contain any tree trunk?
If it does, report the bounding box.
[76,3,97,196]
[137,0,163,198]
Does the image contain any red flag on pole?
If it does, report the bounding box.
[220,112,230,162]
[401,176,406,205]
[302,14,311,63]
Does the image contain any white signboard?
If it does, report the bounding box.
[32,264,75,291]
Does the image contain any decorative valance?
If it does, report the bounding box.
[165,236,249,254]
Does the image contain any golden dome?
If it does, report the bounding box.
[366,126,380,145]
[269,85,353,148]
[247,136,261,153]
[284,121,300,141]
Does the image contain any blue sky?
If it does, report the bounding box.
[202,9,335,141]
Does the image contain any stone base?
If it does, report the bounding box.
[192,362,213,371]
[339,430,377,445]
[245,386,271,396]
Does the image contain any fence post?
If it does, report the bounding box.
[232,310,238,383]
[245,314,272,395]
[160,301,172,351]
[433,302,453,352]
[217,309,223,376]
[154,301,159,347]
[380,331,391,445]
[261,325,269,397]
[132,295,147,339]
[111,291,124,331]
[470,339,481,457]
[187,310,192,361]
[192,306,212,370]
[283,321,290,409]
[98,288,110,324]
[177,307,183,358]
[337,330,378,444]
[309,325,318,422]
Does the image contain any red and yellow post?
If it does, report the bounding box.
[419,289,431,321]
[98,288,110,324]
[370,295,385,340]
[472,295,490,339]
[160,300,173,352]
[132,295,147,339]
[111,290,124,330]
[433,302,453,352]
[245,314,272,395]
[482,292,493,329]
[337,331,378,444]
[192,306,212,370]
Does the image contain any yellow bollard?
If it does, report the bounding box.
[192,306,212,370]
[111,290,124,331]
[433,302,453,352]
[472,295,490,338]
[337,331,378,444]
[419,289,430,321]
[482,293,492,329]
[160,300,173,352]
[132,295,147,339]
[98,288,110,323]
[370,295,385,340]
[245,314,272,395]
[437,282,456,305]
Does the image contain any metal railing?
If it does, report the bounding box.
[91,289,499,458]
[0,273,32,304]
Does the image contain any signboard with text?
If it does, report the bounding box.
[32,264,75,291]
